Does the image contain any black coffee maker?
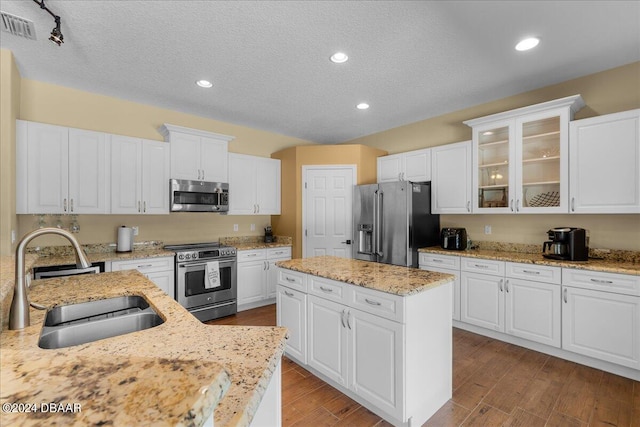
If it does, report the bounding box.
[264,226,274,243]
[543,227,588,261]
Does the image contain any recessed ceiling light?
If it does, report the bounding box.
[196,79,213,88]
[330,52,349,63]
[515,37,540,51]
[356,103,369,110]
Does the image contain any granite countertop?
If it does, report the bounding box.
[276,256,454,296]
[31,247,176,268]
[220,235,292,252]
[0,271,288,427]
[418,246,640,276]
[233,242,292,251]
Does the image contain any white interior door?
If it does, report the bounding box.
[303,166,355,258]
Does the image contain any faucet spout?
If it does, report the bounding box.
[9,227,91,330]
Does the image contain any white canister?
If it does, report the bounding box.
[117,226,134,253]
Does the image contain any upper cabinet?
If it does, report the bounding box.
[569,109,640,214]
[377,148,431,183]
[431,141,472,214]
[16,120,110,214]
[464,95,584,214]
[159,124,234,182]
[110,135,170,215]
[228,153,281,215]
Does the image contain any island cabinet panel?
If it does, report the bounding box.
[276,265,452,427]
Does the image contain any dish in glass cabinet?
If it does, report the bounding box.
[527,191,560,207]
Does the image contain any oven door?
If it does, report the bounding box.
[176,258,236,309]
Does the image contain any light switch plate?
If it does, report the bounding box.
[484,225,492,234]
[233,224,239,232]
[132,226,139,236]
[250,224,255,231]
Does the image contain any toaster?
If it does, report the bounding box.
[440,228,467,250]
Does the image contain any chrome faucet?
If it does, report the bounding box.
[9,227,91,330]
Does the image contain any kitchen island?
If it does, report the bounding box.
[0,270,287,426]
[275,256,455,427]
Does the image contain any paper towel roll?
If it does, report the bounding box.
[117,226,133,252]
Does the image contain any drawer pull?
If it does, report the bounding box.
[285,277,296,282]
[319,286,334,293]
[522,270,540,275]
[590,278,613,284]
[246,254,258,257]
[432,259,444,263]
[474,264,489,269]
[137,264,153,269]
[365,298,381,306]
[284,290,294,297]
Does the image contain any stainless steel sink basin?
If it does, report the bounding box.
[38,295,164,349]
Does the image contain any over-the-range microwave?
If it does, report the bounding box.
[170,179,229,212]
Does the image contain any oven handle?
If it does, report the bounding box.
[178,260,236,269]
[189,300,236,313]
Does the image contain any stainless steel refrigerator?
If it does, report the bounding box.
[353,181,440,267]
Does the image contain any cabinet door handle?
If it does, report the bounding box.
[70,198,74,212]
[590,278,613,284]
[467,201,471,212]
[474,264,489,269]
[284,290,294,297]
[498,279,504,292]
[571,197,575,212]
[365,298,381,306]
[522,270,540,275]
[319,286,333,293]
[257,204,260,213]
[510,199,514,212]
[143,201,146,213]
[341,309,346,328]
[138,201,141,212]
[563,288,568,303]
[516,199,520,212]
[505,279,510,293]
[346,310,352,329]
[202,169,205,180]
[63,198,67,212]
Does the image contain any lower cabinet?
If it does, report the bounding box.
[561,269,640,370]
[419,253,461,320]
[110,256,175,299]
[277,266,452,426]
[238,247,291,311]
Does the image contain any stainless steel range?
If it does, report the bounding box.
[164,242,237,322]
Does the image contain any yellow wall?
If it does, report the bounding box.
[0,50,20,256]
[12,77,316,247]
[346,62,640,251]
[271,144,387,258]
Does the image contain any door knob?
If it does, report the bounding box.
[340,240,352,244]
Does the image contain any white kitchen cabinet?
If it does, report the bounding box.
[419,252,461,320]
[461,270,505,331]
[111,256,175,298]
[276,285,307,364]
[159,123,233,182]
[16,121,110,214]
[464,95,584,213]
[377,148,431,183]
[228,153,281,215]
[562,269,640,369]
[278,266,452,426]
[110,135,170,214]
[569,109,640,213]
[431,141,472,214]
[238,247,291,310]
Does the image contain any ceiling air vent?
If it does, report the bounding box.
[1,11,36,40]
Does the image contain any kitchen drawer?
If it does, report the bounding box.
[111,256,174,273]
[308,276,346,303]
[238,249,266,262]
[506,262,561,285]
[419,253,460,270]
[277,268,307,292]
[350,286,404,323]
[461,257,505,276]
[267,246,292,259]
[562,269,640,296]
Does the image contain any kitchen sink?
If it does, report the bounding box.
[38,295,164,349]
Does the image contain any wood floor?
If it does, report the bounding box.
[207,304,640,427]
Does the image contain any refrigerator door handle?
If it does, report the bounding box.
[376,191,384,257]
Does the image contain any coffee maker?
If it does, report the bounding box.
[543,227,588,261]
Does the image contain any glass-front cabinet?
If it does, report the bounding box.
[465,95,584,213]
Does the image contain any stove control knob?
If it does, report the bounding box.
[222,250,228,256]
[178,254,184,260]
[185,254,191,260]
[192,253,198,260]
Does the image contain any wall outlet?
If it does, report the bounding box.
[132,226,139,236]
[484,225,492,235]
[11,230,16,244]
[233,224,239,232]
[250,224,255,231]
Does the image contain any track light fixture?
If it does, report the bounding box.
[32,0,63,46]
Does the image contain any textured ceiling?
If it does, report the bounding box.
[1,1,639,144]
